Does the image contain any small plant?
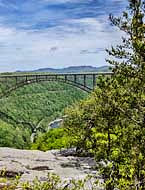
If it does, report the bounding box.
[0,172,98,190]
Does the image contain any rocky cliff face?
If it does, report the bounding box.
[0,148,97,184]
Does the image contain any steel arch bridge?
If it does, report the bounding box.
[0,72,112,98]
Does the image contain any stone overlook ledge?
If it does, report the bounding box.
[0,148,97,184]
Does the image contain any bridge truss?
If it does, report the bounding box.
[0,72,112,98]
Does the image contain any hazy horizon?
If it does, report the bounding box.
[0,0,127,72]
[13,64,109,72]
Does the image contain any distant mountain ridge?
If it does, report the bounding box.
[18,66,111,73]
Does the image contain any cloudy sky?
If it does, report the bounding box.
[0,0,127,72]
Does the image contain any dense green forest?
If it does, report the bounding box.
[0,81,87,148]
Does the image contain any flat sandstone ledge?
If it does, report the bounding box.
[0,148,98,184]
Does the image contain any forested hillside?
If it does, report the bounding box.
[17,65,111,73]
[0,81,87,148]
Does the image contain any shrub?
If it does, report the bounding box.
[31,128,70,151]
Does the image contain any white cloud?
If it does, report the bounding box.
[0,0,127,72]
[0,15,123,72]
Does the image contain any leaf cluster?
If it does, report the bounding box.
[63,1,145,189]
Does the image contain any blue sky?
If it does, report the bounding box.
[0,0,127,72]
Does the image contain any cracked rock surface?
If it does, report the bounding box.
[0,148,97,183]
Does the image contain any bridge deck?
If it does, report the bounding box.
[0,72,112,78]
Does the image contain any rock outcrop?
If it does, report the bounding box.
[0,148,97,184]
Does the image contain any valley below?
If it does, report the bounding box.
[0,80,87,149]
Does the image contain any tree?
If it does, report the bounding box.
[63,0,145,189]
[106,1,145,188]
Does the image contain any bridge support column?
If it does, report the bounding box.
[93,74,96,90]
[74,75,77,83]
[15,76,18,85]
[36,75,38,82]
[65,75,67,82]
[84,75,86,87]
[25,76,28,83]
[5,77,8,84]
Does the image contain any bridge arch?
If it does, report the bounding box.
[0,73,112,99]
[0,77,90,99]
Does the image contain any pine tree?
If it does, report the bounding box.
[64,1,145,189]
[107,0,145,77]
[106,1,145,189]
